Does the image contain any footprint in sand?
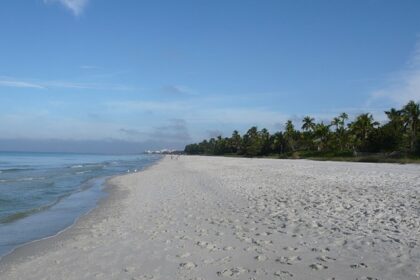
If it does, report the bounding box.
[223,246,235,251]
[217,267,248,278]
[123,266,135,273]
[204,258,215,264]
[176,252,191,258]
[215,256,232,265]
[139,274,156,279]
[254,254,268,261]
[179,262,197,270]
[316,256,336,262]
[283,246,299,251]
[275,255,302,265]
[309,263,328,270]
[196,241,218,251]
[350,262,368,269]
[274,270,294,278]
[311,247,330,253]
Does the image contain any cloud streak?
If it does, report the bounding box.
[369,39,420,106]
[105,99,290,133]
[0,76,137,91]
[44,0,89,16]
[0,80,45,89]
[80,65,101,70]
[148,119,192,144]
[105,100,191,113]
[161,85,196,96]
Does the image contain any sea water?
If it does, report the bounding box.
[0,152,161,258]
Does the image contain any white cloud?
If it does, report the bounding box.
[44,0,89,16]
[195,107,288,126]
[0,80,45,89]
[80,65,100,70]
[0,112,124,140]
[369,70,420,106]
[105,100,191,112]
[43,80,135,91]
[105,99,289,132]
[161,85,196,96]
[369,40,420,106]
[0,76,136,91]
[148,119,192,143]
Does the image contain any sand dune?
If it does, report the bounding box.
[1,156,419,279]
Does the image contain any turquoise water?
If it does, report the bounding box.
[0,152,161,258]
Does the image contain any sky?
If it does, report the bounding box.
[1,0,420,153]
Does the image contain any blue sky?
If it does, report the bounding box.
[1,0,420,152]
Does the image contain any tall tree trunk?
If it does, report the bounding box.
[411,123,416,152]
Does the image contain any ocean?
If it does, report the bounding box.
[0,152,161,258]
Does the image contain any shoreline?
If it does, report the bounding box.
[0,175,122,269]
[0,156,163,268]
[1,156,419,279]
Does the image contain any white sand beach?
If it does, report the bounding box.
[1,156,419,280]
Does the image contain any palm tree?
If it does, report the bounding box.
[259,128,271,155]
[385,107,404,136]
[301,116,316,132]
[331,113,348,130]
[402,101,420,152]
[301,116,315,151]
[386,108,403,126]
[313,122,330,151]
[349,113,379,150]
[339,112,349,124]
[331,117,341,131]
[260,128,270,140]
[331,113,349,151]
[243,126,262,156]
[270,132,284,154]
[230,130,242,153]
[284,120,296,151]
[184,103,420,157]
[385,108,402,124]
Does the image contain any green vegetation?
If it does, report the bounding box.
[184,100,420,163]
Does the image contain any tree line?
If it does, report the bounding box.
[184,100,420,158]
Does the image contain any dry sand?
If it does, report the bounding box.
[0,156,419,280]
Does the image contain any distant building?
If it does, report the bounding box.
[144,149,183,155]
